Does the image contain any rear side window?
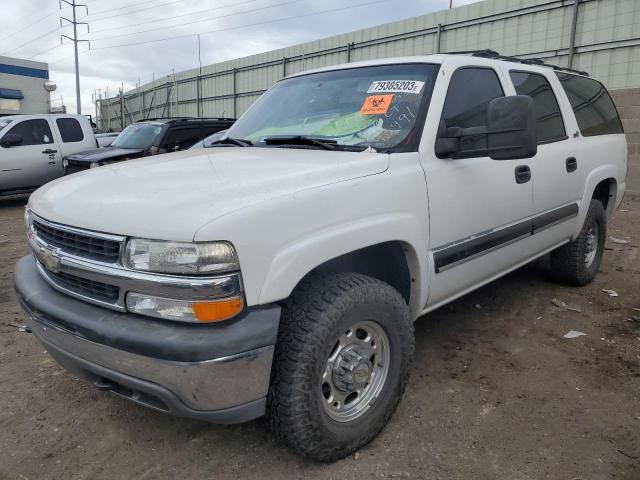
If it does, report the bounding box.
[6,119,54,146]
[510,71,566,144]
[56,118,84,142]
[555,73,623,136]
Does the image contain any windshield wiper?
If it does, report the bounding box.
[262,135,337,151]
[209,137,253,147]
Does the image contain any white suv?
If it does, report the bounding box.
[15,52,626,462]
[0,114,96,196]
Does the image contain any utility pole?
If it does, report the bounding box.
[119,87,125,131]
[197,34,202,118]
[92,90,97,125]
[60,0,90,114]
[98,88,102,131]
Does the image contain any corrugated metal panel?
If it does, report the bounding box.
[99,0,640,129]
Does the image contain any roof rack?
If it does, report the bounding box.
[137,117,236,123]
[444,49,589,77]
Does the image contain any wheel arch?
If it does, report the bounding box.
[258,229,428,319]
[574,166,619,239]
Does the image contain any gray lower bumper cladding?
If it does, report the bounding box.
[15,255,281,424]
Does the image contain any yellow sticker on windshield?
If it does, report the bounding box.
[360,94,394,115]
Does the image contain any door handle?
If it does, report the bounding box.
[566,157,577,173]
[515,165,531,184]
[42,149,57,154]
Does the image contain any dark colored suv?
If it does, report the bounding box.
[63,117,235,174]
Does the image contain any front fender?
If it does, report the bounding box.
[258,213,428,315]
[193,158,430,316]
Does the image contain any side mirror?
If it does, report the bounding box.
[1,133,23,148]
[435,95,537,160]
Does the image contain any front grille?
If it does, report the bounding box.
[48,270,120,303]
[33,220,121,263]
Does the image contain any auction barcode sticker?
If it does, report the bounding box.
[367,80,424,94]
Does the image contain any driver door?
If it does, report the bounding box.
[0,118,62,192]
[422,66,534,306]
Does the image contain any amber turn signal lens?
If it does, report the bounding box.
[193,297,243,322]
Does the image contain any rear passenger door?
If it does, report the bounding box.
[55,117,88,160]
[0,118,61,191]
[554,73,625,211]
[423,66,534,305]
[509,70,582,217]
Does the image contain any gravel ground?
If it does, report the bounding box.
[1,194,639,480]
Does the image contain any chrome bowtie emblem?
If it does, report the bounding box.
[37,246,61,273]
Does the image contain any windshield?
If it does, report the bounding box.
[227,63,438,152]
[111,123,163,149]
[0,118,13,131]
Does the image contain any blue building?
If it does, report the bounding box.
[0,55,51,115]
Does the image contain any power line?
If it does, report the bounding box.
[27,43,63,60]
[6,0,182,57]
[48,0,388,67]
[90,0,389,51]
[86,0,195,24]
[84,0,188,18]
[0,24,68,55]
[0,7,63,44]
[90,0,306,41]
[91,0,261,34]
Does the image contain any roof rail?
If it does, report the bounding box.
[444,49,590,77]
[135,117,235,123]
[136,117,192,122]
[178,117,237,122]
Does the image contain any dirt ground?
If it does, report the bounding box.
[0,194,639,480]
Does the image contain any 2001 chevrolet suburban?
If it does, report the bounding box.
[15,52,627,462]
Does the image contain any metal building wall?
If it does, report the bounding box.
[98,0,640,130]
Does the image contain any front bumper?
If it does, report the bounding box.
[15,255,281,424]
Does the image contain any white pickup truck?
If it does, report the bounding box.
[0,114,96,196]
[15,52,626,462]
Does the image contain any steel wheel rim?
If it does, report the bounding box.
[320,320,390,423]
[584,220,599,267]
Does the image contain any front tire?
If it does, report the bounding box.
[267,272,414,462]
[550,199,606,286]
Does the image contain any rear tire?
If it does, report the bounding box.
[267,272,413,462]
[550,199,606,286]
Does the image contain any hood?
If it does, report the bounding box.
[30,147,389,241]
[65,146,146,162]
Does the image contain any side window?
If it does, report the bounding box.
[510,71,566,144]
[442,68,504,128]
[440,67,504,155]
[6,119,54,146]
[556,73,623,136]
[56,118,84,142]
[162,127,206,151]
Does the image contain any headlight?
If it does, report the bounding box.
[124,239,239,275]
[24,208,31,228]
[62,158,68,168]
[90,161,100,168]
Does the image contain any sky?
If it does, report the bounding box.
[0,0,482,115]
